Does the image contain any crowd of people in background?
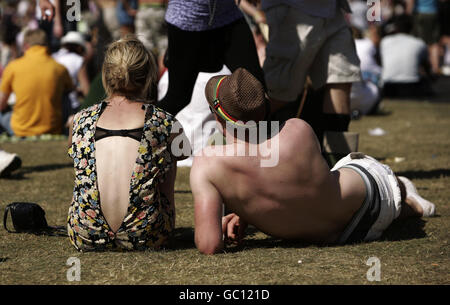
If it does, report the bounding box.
[0,0,448,133]
[0,0,449,175]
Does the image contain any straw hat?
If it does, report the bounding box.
[205,68,267,124]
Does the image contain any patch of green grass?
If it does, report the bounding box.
[0,100,449,284]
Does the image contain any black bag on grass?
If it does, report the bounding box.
[3,202,66,236]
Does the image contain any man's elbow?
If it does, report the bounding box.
[195,237,223,255]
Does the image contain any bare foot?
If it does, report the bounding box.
[404,197,424,217]
[398,176,435,217]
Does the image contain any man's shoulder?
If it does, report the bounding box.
[191,145,229,177]
[281,118,315,139]
[277,118,320,157]
[2,57,22,71]
[190,152,219,190]
[192,146,220,166]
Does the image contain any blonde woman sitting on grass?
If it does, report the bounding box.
[67,36,188,251]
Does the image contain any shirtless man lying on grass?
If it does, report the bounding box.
[190,68,436,255]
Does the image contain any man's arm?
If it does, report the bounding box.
[77,64,90,97]
[0,91,10,113]
[405,0,415,15]
[120,0,137,17]
[190,158,224,255]
[52,0,64,39]
[238,0,266,24]
[0,65,13,112]
[39,0,56,21]
[62,66,75,93]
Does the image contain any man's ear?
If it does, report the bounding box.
[213,115,226,135]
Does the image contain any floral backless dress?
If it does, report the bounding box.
[67,101,176,251]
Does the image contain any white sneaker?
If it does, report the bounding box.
[398,176,436,217]
[441,65,450,76]
[0,149,22,177]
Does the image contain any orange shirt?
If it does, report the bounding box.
[0,45,73,137]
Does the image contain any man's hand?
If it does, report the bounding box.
[39,0,55,21]
[222,213,248,245]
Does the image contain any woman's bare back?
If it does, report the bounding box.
[95,97,146,232]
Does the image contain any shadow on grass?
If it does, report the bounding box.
[366,108,392,117]
[168,227,196,250]
[225,218,429,252]
[3,163,73,180]
[0,258,9,263]
[226,237,311,253]
[175,190,191,194]
[395,169,450,180]
[381,217,428,242]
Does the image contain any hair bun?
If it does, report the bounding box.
[109,64,129,91]
[102,35,158,101]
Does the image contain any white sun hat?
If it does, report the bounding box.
[61,31,86,47]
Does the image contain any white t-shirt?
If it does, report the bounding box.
[52,48,84,109]
[355,38,381,77]
[158,65,231,167]
[52,48,83,84]
[380,33,427,83]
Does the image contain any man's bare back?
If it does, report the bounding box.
[190,119,367,252]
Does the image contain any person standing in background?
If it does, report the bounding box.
[406,0,441,75]
[135,0,168,70]
[157,0,265,117]
[117,0,138,36]
[260,0,361,165]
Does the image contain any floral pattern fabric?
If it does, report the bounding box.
[67,101,176,251]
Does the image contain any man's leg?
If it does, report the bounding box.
[157,23,201,116]
[263,5,325,118]
[323,83,351,115]
[223,18,266,89]
[0,111,14,136]
[309,9,361,167]
[320,83,359,167]
[321,83,352,144]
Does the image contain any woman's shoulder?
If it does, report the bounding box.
[73,102,104,127]
[147,104,176,123]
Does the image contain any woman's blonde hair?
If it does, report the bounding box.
[102,35,158,103]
